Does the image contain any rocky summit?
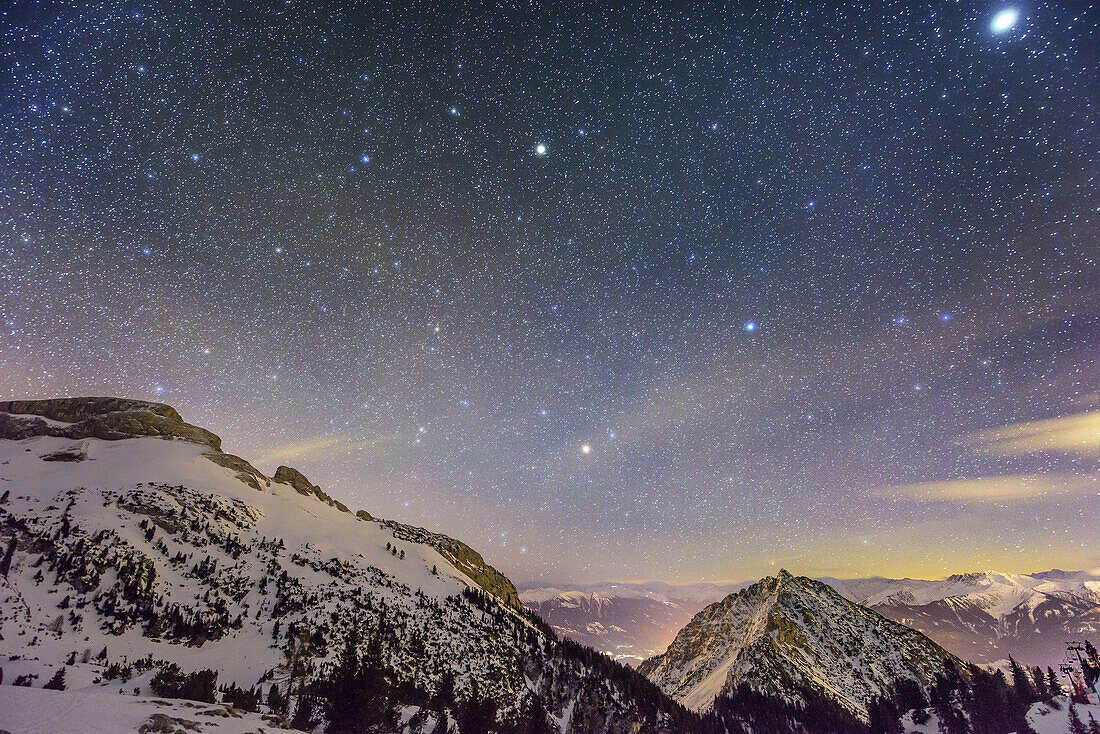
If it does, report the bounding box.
[638,570,956,720]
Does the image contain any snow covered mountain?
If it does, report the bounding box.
[826,571,1100,669]
[520,583,747,667]
[637,570,956,720]
[0,397,694,733]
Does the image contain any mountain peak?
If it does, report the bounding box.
[639,573,956,719]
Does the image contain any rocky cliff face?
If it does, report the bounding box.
[0,397,222,450]
[638,570,956,721]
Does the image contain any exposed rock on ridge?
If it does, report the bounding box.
[272,465,350,513]
[0,397,221,450]
[383,519,523,611]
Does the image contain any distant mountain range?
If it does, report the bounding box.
[522,570,1100,671]
[826,571,1100,669]
[519,582,750,666]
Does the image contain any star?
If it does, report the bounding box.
[5,0,1093,589]
[990,8,1019,34]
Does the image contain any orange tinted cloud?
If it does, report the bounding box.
[958,410,1099,457]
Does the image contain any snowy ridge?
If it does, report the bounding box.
[0,398,692,733]
[638,570,956,720]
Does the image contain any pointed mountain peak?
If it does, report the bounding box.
[640,573,956,720]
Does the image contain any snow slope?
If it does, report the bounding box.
[1025,697,1100,734]
[0,685,308,734]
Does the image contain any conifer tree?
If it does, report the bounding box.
[0,536,16,577]
[1069,703,1087,734]
[325,626,395,734]
[1010,656,1036,703]
[1032,666,1050,701]
[1048,667,1062,696]
[44,668,66,690]
[267,683,285,714]
[291,693,317,731]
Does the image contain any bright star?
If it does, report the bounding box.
[361,155,370,163]
[991,8,1019,34]
[745,322,756,332]
[535,143,547,156]
[581,444,591,455]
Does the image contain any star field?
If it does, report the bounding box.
[1,1,1097,584]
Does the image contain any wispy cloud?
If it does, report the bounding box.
[874,472,1096,503]
[257,432,406,465]
[957,410,1100,457]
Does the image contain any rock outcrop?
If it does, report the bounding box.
[383,519,523,611]
[272,465,350,513]
[0,397,221,450]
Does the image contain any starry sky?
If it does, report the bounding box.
[2,1,1098,585]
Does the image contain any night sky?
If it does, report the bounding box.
[2,1,1097,584]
